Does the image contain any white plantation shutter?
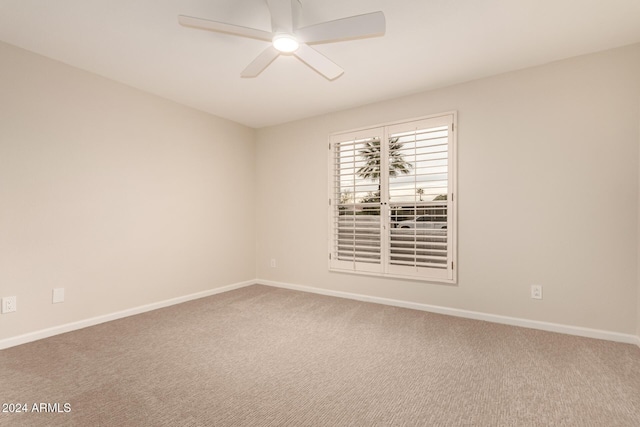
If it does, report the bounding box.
[386,115,453,281]
[329,113,456,283]
[330,128,384,274]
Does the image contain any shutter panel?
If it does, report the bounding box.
[330,129,384,274]
[387,116,453,280]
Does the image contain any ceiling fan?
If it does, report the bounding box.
[178,0,385,80]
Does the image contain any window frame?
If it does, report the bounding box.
[328,112,457,284]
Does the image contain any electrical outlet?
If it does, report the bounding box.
[531,285,543,300]
[270,259,277,268]
[2,296,17,313]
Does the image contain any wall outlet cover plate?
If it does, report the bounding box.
[53,288,65,303]
[2,296,17,313]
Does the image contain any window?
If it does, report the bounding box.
[328,113,456,283]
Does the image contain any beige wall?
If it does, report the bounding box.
[0,42,256,340]
[2,38,639,344]
[256,44,640,335]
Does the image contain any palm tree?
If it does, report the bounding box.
[356,137,412,180]
[416,188,424,201]
[356,137,413,206]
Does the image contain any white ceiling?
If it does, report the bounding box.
[1,0,640,128]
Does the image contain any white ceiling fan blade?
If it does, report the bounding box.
[293,44,344,80]
[296,11,385,44]
[241,46,280,78]
[178,15,272,41]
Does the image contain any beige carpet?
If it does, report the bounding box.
[1,284,639,426]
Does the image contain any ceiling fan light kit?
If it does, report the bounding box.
[178,0,385,80]
[272,34,299,53]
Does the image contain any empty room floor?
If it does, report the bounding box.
[1,285,639,426]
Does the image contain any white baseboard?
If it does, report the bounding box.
[258,279,640,347]
[0,280,256,350]
[3,278,639,351]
